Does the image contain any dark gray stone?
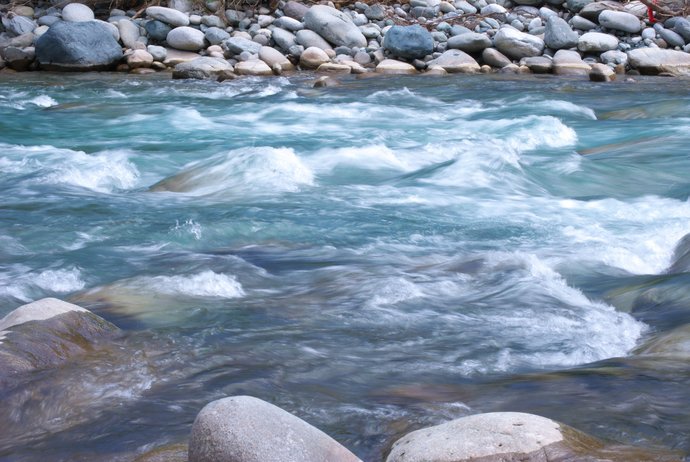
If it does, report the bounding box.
[35,20,123,71]
[145,20,172,42]
[382,24,434,59]
[283,1,310,20]
[659,28,686,47]
[674,18,690,42]
[3,46,34,71]
[364,4,387,20]
[204,27,230,45]
[173,56,234,79]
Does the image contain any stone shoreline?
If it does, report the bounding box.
[2,0,690,82]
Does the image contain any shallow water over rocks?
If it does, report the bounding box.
[1,72,690,460]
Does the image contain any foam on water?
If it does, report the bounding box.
[34,268,86,293]
[0,266,86,305]
[130,271,245,298]
[0,144,140,193]
[150,146,314,197]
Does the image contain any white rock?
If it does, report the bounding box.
[494,26,545,59]
[598,10,641,33]
[234,59,273,75]
[299,46,330,68]
[427,49,480,73]
[61,3,95,22]
[578,31,619,52]
[167,26,206,51]
[259,46,295,71]
[376,58,417,74]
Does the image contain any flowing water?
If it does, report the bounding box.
[1,72,689,461]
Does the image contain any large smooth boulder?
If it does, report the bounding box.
[544,16,579,49]
[627,48,690,75]
[188,396,361,462]
[494,27,545,59]
[172,56,233,79]
[386,412,602,462]
[146,6,190,27]
[598,10,641,33]
[35,20,123,71]
[578,31,619,52]
[61,3,95,22]
[167,26,206,51]
[447,32,491,53]
[303,5,366,48]
[0,298,119,388]
[427,49,480,73]
[382,25,434,59]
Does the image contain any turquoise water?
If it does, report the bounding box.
[1,72,690,460]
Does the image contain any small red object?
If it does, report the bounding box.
[648,0,657,23]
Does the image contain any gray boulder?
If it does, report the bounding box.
[205,27,230,45]
[386,412,601,462]
[224,9,245,27]
[167,26,206,51]
[3,46,35,71]
[659,27,685,47]
[0,298,119,388]
[364,4,387,20]
[482,47,512,67]
[283,1,310,20]
[447,32,491,53]
[598,10,641,33]
[303,5,367,48]
[273,16,303,32]
[544,16,578,49]
[147,44,167,61]
[295,29,333,51]
[272,27,298,51]
[117,18,141,49]
[589,62,616,81]
[674,18,690,42]
[172,56,234,79]
[578,31,619,52]
[627,48,690,75]
[35,20,123,71]
[566,0,594,12]
[222,36,262,56]
[146,6,190,27]
[521,55,552,73]
[188,396,361,462]
[570,15,597,31]
[579,1,624,21]
[427,49,480,73]
[494,26,545,59]
[145,20,172,42]
[600,49,627,66]
[2,13,35,36]
[382,25,434,59]
[61,3,95,22]
[553,48,590,75]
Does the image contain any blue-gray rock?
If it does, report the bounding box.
[600,49,627,65]
[189,396,361,462]
[35,20,123,71]
[145,20,172,42]
[570,15,597,30]
[674,18,690,42]
[221,36,262,56]
[544,16,578,49]
[303,5,367,48]
[38,15,60,27]
[382,24,434,59]
[204,27,230,45]
[514,0,544,6]
[202,15,225,28]
[456,0,478,13]
[2,13,35,36]
[167,26,206,51]
[659,28,686,47]
[272,27,297,51]
[566,0,593,12]
[447,31,491,53]
[117,19,141,49]
[283,1,309,20]
[172,56,233,79]
[295,29,333,50]
[410,6,437,18]
[482,47,512,67]
[147,44,167,61]
[480,4,507,15]
[62,3,95,22]
[450,24,473,36]
[598,10,641,33]
[224,9,245,27]
[364,4,387,20]
[578,1,623,21]
[494,26,545,58]
[273,16,303,32]
[147,6,190,27]
[4,46,35,71]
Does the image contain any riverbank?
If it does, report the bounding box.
[2,0,690,81]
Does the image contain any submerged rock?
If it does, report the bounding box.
[188,395,361,462]
[0,298,119,388]
[634,323,690,357]
[35,20,123,71]
[386,412,604,462]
